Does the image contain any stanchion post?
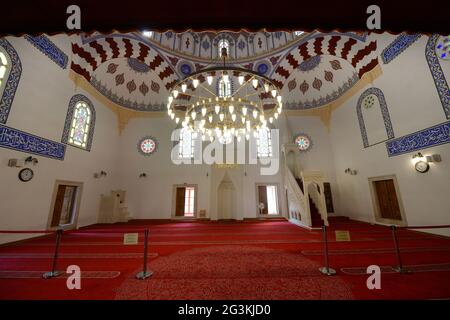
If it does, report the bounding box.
[43,228,63,279]
[319,225,336,275]
[136,229,153,280]
[391,225,407,273]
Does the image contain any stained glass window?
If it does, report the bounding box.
[218,77,231,98]
[218,39,230,57]
[295,135,311,151]
[257,128,272,158]
[138,136,157,155]
[68,102,91,149]
[179,128,194,159]
[0,48,10,94]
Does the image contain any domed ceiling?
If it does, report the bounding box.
[70,30,379,114]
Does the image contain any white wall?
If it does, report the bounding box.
[0,36,120,243]
[329,34,450,232]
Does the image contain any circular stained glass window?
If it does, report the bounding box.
[138,136,157,156]
[295,134,312,151]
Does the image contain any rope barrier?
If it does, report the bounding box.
[136,229,153,280]
[43,229,63,279]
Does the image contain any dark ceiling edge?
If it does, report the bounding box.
[0,28,444,38]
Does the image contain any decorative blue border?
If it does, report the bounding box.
[426,34,450,119]
[61,94,96,151]
[381,34,421,64]
[0,38,22,124]
[0,124,65,160]
[25,35,68,69]
[357,87,394,148]
[137,136,158,156]
[386,121,450,157]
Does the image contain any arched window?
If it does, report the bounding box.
[356,87,394,148]
[62,95,96,151]
[257,127,272,158]
[218,39,230,57]
[0,39,21,124]
[218,76,231,98]
[179,128,194,159]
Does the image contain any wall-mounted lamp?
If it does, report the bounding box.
[344,168,357,175]
[139,173,147,178]
[25,156,39,165]
[94,170,107,178]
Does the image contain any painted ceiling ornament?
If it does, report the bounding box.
[435,35,450,60]
[139,82,149,96]
[299,80,309,94]
[151,81,160,94]
[255,61,270,75]
[178,62,193,76]
[288,79,297,92]
[106,63,119,74]
[324,70,334,82]
[312,77,323,91]
[115,73,125,86]
[237,39,246,51]
[294,133,312,152]
[167,56,179,66]
[202,39,210,51]
[138,136,158,156]
[330,59,342,70]
[127,79,137,93]
[299,55,321,72]
[363,94,376,109]
[127,58,151,74]
[270,55,281,66]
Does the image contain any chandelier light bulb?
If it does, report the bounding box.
[252,79,258,88]
[259,115,265,122]
[193,79,199,88]
[210,136,214,142]
[171,113,175,120]
[277,107,282,113]
[228,105,234,114]
[241,116,245,124]
[214,105,220,114]
[269,117,273,123]
[168,96,173,103]
[175,117,180,124]
[264,83,269,93]
[231,114,236,122]
[223,74,229,82]
[277,95,282,103]
[208,115,213,123]
[173,90,179,98]
[274,113,278,119]
[242,107,247,115]
[238,76,244,85]
[252,110,258,119]
[271,89,277,98]
[237,135,242,142]
[207,76,213,85]
[201,107,207,116]
[181,84,187,93]
[191,111,196,120]
[219,113,224,121]
[202,135,206,141]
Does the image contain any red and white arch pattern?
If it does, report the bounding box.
[272,35,378,89]
[70,36,178,90]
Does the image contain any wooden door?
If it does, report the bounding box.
[175,187,186,217]
[258,186,268,215]
[374,179,402,220]
[51,185,66,227]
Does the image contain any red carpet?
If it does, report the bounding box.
[0,218,449,300]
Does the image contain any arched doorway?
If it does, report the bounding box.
[217,172,236,220]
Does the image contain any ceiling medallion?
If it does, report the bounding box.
[166,43,283,144]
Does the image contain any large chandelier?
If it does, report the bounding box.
[167,46,283,144]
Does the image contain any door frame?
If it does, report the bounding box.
[255,183,282,217]
[368,175,407,226]
[171,184,198,219]
[47,180,83,231]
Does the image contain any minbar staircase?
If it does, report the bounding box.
[309,196,324,227]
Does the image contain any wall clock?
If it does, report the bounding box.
[18,168,34,182]
[294,134,312,152]
[138,136,158,156]
[415,161,430,173]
